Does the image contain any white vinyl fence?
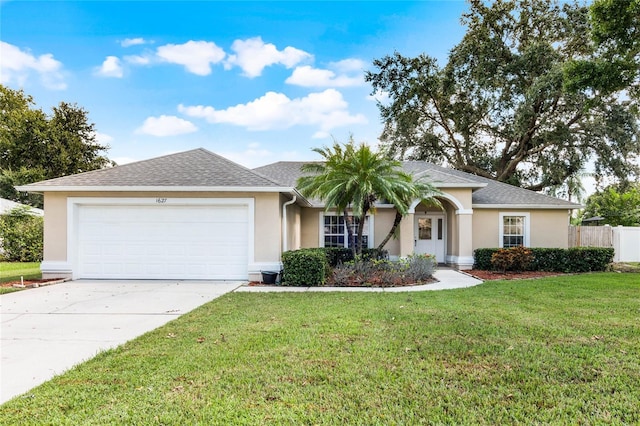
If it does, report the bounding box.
[569,226,640,262]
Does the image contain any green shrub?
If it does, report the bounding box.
[473,248,497,270]
[323,247,388,267]
[329,254,435,287]
[0,206,43,262]
[475,247,615,273]
[281,249,329,286]
[403,253,437,281]
[491,247,533,272]
[529,248,567,271]
[566,247,615,272]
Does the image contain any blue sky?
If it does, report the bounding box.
[1,1,469,167]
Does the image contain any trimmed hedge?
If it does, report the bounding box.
[281,249,329,286]
[473,247,615,273]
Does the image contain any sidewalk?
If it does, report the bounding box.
[235,268,483,292]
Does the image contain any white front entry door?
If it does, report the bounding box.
[414,214,446,263]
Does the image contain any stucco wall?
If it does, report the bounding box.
[298,207,402,255]
[373,209,400,255]
[472,208,571,250]
[300,208,320,248]
[42,191,283,273]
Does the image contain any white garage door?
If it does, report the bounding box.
[76,204,249,280]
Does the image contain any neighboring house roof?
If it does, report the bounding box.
[16,148,291,193]
[254,161,581,209]
[0,198,44,216]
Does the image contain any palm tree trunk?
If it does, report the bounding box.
[343,208,356,258]
[377,211,403,251]
[355,208,371,256]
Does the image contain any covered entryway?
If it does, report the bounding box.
[414,213,446,262]
[71,198,253,280]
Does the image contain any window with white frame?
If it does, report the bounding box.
[499,213,530,248]
[321,214,371,249]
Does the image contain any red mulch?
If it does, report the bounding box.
[0,278,65,288]
[465,270,563,281]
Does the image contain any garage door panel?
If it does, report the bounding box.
[76,203,250,280]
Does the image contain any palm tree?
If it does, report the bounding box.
[297,139,436,257]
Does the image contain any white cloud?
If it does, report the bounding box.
[135,115,198,137]
[124,54,152,65]
[330,58,366,72]
[179,89,367,134]
[286,65,364,88]
[94,132,114,144]
[112,156,138,165]
[367,89,391,104]
[121,38,149,47]
[95,56,123,78]
[156,40,226,76]
[225,37,312,78]
[220,143,307,169]
[0,41,66,90]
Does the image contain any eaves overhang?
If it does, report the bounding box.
[434,182,488,189]
[473,203,584,210]
[15,185,297,193]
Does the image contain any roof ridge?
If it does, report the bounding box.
[196,149,287,187]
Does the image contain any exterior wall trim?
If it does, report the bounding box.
[474,204,579,210]
[446,255,475,270]
[40,261,73,279]
[498,211,531,248]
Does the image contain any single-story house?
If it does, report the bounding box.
[17,148,580,281]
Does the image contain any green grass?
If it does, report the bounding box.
[0,262,41,294]
[1,273,638,424]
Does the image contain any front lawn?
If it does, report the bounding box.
[0,262,41,294]
[1,273,638,424]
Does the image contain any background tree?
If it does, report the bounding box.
[564,0,639,98]
[366,0,640,193]
[297,140,430,257]
[0,85,112,208]
[581,184,640,226]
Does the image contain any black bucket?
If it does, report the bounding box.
[261,271,278,285]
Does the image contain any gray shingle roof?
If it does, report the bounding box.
[19,148,284,189]
[254,161,581,208]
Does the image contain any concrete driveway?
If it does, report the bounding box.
[0,280,241,404]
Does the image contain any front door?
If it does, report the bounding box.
[414,214,445,263]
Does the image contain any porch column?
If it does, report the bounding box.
[399,213,414,257]
[455,211,474,269]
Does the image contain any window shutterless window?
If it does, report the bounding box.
[499,213,530,248]
[322,214,370,249]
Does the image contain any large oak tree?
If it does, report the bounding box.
[0,85,112,207]
[366,0,640,192]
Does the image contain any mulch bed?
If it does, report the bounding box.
[0,278,67,289]
[465,270,563,281]
[248,278,439,287]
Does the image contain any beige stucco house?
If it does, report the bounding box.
[17,148,580,281]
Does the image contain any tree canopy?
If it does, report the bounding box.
[0,85,112,207]
[564,0,639,97]
[366,0,640,192]
[581,184,640,226]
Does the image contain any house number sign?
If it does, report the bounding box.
[156,198,168,204]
